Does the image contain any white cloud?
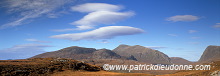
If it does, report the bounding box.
[168,34,178,37]
[68,3,134,30]
[166,15,199,22]
[25,38,51,43]
[72,11,134,30]
[0,44,51,60]
[213,23,220,28]
[188,30,197,33]
[0,0,73,29]
[145,46,166,49]
[50,26,144,41]
[71,3,122,13]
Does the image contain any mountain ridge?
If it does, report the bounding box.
[32,44,172,64]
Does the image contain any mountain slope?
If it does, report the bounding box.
[170,57,191,65]
[32,46,97,60]
[32,46,123,60]
[112,44,171,64]
[198,45,220,63]
[92,49,121,59]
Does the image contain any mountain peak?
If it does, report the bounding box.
[113,44,171,64]
[199,45,220,63]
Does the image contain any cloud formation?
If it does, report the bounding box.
[72,11,134,30]
[71,3,122,13]
[69,3,134,30]
[213,23,220,28]
[0,0,73,29]
[50,26,144,41]
[25,38,51,43]
[166,15,199,22]
[0,44,51,60]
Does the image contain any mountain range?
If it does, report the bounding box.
[32,44,220,65]
[32,44,195,65]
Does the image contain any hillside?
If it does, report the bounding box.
[170,57,192,65]
[0,58,101,76]
[113,45,171,64]
[32,46,97,60]
[198,45,220,63]
[92,49,121,59]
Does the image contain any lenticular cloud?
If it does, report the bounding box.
[70,3,135,30]
[50,26,144,41]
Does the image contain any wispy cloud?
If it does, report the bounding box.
[213,23,220,28]
[188,30,197,33]
[54,3,134,31]
[168,34,178,37]
[25,38,51,43]
[0,44,51,60]
[0,0,73,29]
[166,15,199,22]
[50,26,144,41]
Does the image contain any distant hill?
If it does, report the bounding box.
[170,57,192,65]
[32,45,172,64]
[198,45,220,63]
[112,44,171,64]
[32,46,97,60]
[32,46,124,60]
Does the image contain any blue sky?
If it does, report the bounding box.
[0,0,219,61]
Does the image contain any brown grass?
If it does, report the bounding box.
[1,58,219,76]
[52,70,154,76]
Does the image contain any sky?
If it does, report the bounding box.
[0,0,219,61]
